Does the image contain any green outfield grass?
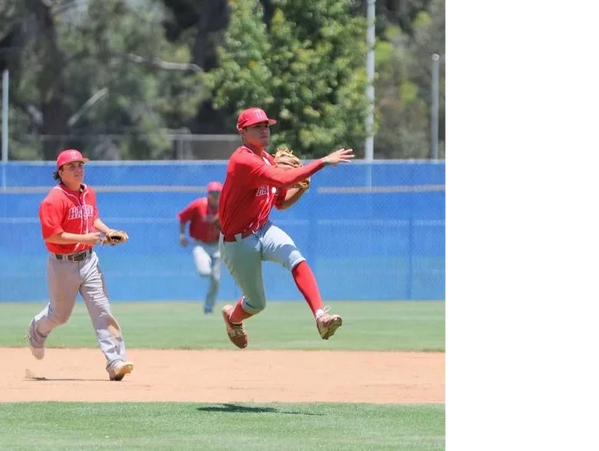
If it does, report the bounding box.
[0,402,445,451]
[0,301,445,351]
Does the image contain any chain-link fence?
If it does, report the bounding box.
[8,133,242,161]
[0,161,445,302]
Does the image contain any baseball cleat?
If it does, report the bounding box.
[27,320,45,360]
[316,308,343,340]
[222,305,248,348]
[108,360,134,381]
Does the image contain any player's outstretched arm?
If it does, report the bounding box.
[320,148,354,167]
[249,148,354,188]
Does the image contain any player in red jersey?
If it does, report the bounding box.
[178,181,223,314]
[27,149,134,381]
[218,107,354,348]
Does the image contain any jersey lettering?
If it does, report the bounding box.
[67,204,94,220]
[256,186,269,197]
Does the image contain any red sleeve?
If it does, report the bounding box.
[178,199,199,222]
[237,152,325,188]
[39,200,65,239]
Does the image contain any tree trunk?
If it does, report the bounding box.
[27,0,70,160]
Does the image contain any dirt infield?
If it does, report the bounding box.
[0,348,444,404]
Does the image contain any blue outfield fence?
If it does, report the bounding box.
[0,161,445,302]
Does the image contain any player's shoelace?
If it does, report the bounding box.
[230,325,245,337]
[317,306,332,319]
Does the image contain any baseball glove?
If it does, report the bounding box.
[101,230,129,246]
[273,147,310,190]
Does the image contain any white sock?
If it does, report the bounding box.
[315,309,324,318]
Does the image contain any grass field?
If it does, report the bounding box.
[0,301,445,351]
[0,301,445,450]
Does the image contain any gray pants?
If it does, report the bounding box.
[30,250,127,367]
[192,240,221,312]
[220,220,305,314]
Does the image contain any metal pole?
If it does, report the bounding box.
[431,54,440,160]
[2,69,8,163]
[2,69,8,190]
[364,0,375,161]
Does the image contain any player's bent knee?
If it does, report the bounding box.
[288,256,306,271]
[241,298,266,314]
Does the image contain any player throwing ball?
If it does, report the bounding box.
[218,107,354,348]
[27,149,134,381]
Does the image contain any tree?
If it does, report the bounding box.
[160,0,230,133]
[374,0,444,158]
[204,0,368,158]
[202,0,274,132]
[8,0,205,160]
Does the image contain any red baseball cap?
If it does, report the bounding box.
[237,107,277,131]
[207,181,223,193]
[56,149,89,169]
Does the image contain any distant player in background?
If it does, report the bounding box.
[28,149,134,381]
[218,107,354,348]
[178,181,223,314]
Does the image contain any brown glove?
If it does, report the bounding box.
[272,147,310,190]
[101,230,129,246]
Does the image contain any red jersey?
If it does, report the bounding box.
[39,184,98,254]
[218,146,325,236]
[177,197,220,243]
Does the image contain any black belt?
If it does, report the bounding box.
[55,249,92,262]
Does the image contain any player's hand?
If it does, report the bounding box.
[322,148,354,167]
[179,234,188,247]
[81,232,101,245]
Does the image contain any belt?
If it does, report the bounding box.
[221,230,255,242]
[55,249,92,262]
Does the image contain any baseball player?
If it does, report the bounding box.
[178,181,223,314]
[27,149,134,381]
[218,107,354,348]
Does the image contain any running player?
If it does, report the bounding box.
[27,149,134,381]
[178,181,223,314]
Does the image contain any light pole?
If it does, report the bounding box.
[2,69,8,190]
[431,54,440,160]
[365,0,376,162]
[2,69,8,164]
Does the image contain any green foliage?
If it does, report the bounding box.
[204,0,368,158]
[374,0,445,158]
[9,0,205,160]
[3,0,445,160]
[202,0,274,132]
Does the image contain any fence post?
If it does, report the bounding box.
[1,69,8,190]
[430,54,440,160]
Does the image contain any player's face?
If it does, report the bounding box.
[208,191,220,207]
[59,161,85,186]
[242,122,270,148]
